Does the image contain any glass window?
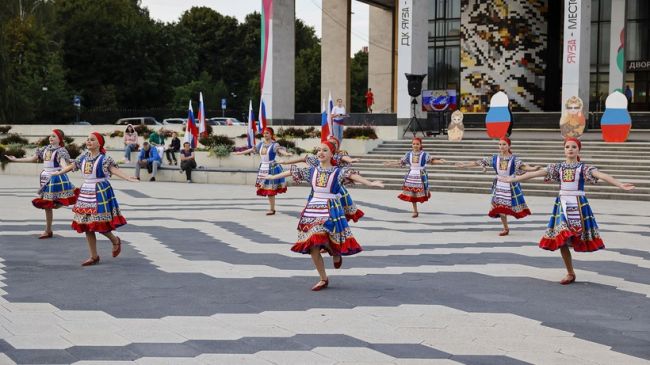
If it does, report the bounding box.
[590,25,598,64]
[447,20,460,37]
[628,0,649,20]
[598,22,610,64]
[592,0,599,20]
[446,0,460,18]
[599,0,611,21]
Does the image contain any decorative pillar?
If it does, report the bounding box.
[321,0,351,109]
[260,0,295,124]
[609,0,626,93]
[561,0,591,112]
[369,6,394,113]
[396,0,428,121]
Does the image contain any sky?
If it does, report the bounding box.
[139,0,370,55]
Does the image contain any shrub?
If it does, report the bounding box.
[134,125,152,138]
[199,134,234,148]
[343,126,378,139]
[110,130,124,138]
[0,144,26,170]
[0,126,11,134]
[0,133,29,145]
[209,144,233,158]
[36,135,75,147]
[233,146,251,153]
[304,126,321,139]
[276,138,305,155]
[276,127,321,140]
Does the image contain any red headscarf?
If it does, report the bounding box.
[412,137,423,144]
[263,127,275,140]
[91,132,106,154]
[564,137,581,161]
[322,141,337,166]
[499,137,512,154]
[52,129,65,147]
[327,135,340,152]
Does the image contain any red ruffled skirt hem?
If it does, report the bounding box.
[345,209,365,223]
[291,233,363,256]
[398,193,430,203]
[539,229,605,252]
[72,216,127,233]
[256,187,287,196]
[488,206,531,219]
[32,195,78,209]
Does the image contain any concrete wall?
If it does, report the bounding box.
[321,0,352,108]
[369,6,394,113]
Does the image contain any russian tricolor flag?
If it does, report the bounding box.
[320,98,329,142]
[247,100,257,148]
[601,91,632,142]
[327,91,334,139]
[198,92,207,137]
[258,98,267,133]
[485,91,512,139]
[185,100,198,148]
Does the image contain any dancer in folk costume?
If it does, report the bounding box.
[499,138,635,284]
[5,129,78,238]
[383,138,446,218]
[261,141,384,291]
[455,137,539,236]
[52,133,138,266]
[233,127,292,215]
[281,136,364,222]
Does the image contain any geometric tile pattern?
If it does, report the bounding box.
[460,0,547,112]
[1,175,650,364]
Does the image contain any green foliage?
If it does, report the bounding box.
[110,130,124,138]
[199,134,234,148]
[0,126,11,134]
[0,133,28,145]
[0,143,26,170]
[276,138,305,155]
[134,125,152,138]
[350,50,368,113]
[208,144,232,158]
[276,127,320,139]
[343,126,377,140]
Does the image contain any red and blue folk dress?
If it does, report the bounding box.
[32,145,78,209]
[255,141,288,196]
[398,151,432,203]
[540,162,604,252]
[71,152,127,233]
[305,153,364,222]
[290,165,362,256]
[477,154,531,219]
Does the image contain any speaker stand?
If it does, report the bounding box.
[402,98,426,138]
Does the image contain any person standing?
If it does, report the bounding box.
[50,132,138,266]
[135,142,162,181]
[624,85,633,104]
[331,98,347,143]
[5,129,78,239]
[365,88,374,113]
[499,138,635,285]
[455,137,539,236]
[179,141,197,183]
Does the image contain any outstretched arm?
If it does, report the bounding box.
[499,168,547,183]
[232,147,255,155]
[341,155,360,164]
[280,155,307,165]
[5,154,38,163]
[455,161,480,168]
[592,170,635,190]
[348,174,384,188]
[51,164,75,176]
[521,164,542,172]
[259,170,292,180]
[429,158,447,165]
[276,148,293,157]
[383,160,402,167]
[109,165,139,182]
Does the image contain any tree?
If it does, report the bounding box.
[350,50,368,113]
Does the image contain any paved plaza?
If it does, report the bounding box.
[0,175,649,365]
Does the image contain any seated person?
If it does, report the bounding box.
[179,141,197,183]
[123,124,139,163]
[135,142,162,181]
[165,132,181,165]
[148,128,166,160]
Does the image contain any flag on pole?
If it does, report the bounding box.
[185,100,198,148]
[258,98,267,133]
[247,100,256,148]
[197,92,207,137]
[320,98,329,142]
[327,91,334,139]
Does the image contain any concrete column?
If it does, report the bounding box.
[396,0,428,122]
[608,0,626,93]
[321,0,351,109]
[369,6,394,113]
[260,0,295,124]
[561,0,591,112]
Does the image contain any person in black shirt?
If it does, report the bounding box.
[179,142,197,183]
[165,132,181,165]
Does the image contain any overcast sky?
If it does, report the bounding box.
[139,0,370,55]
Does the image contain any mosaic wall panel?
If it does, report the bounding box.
[460,0,548,112]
